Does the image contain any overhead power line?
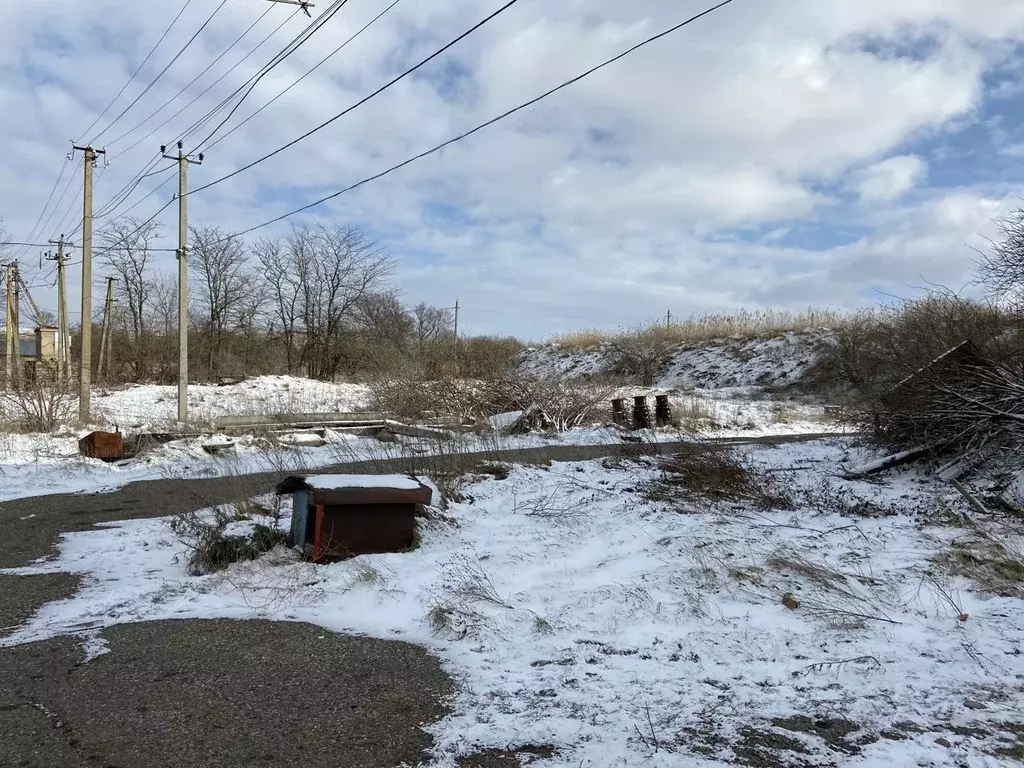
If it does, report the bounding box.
[89,4,304,224]
[190,0,524,196]
[186,0,350,151]
[90,0,230,145]
[222,0,739,238]
[15,155,71,257]
[105,4,277,152]
[79,0,196,142]
[201,0,405,154]
[95,164,177,220]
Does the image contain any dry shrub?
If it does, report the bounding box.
[0,378,77,432]
[814,293,1022,455]
[425,554,509,637]
[478,375,616,432]
[549,308,849,349]
[814,295,1013,393]
[937,532,1024,598]
[644,443,790,508]
[371,373,613,432]
[607,326,677,387]
[369,375,480,422]
[765,549,899,629]
[169,507,288,576]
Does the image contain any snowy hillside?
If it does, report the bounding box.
[521,330,834,390]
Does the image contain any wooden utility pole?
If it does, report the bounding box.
[74,145,105,423]
[97,277,116,382]
[47,236,73,385]
[161,141,202,423]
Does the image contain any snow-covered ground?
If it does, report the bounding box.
[91,375,373,429]
[521,330,833,390]
[4,438,1023,766]
[0,391,842,502]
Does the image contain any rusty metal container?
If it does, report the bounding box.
[632,396,652,429]
[611,398,628,426]
[655,394,672,427]
[78,431,124,461]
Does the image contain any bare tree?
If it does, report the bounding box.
[412,302,454,355]
[978,209,1024,308]
[349,291,413,375]
[146,271,178,383]
[99,217,160,380]
[255,235,303,374]
[292,223,393,380]
[189,226,257,378]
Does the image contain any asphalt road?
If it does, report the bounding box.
[0,433,839,768]
[0,620,452,768]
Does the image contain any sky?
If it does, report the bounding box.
[1,0,1023,340]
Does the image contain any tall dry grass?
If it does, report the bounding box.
[548,308,852,349]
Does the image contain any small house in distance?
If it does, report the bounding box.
[276,474,433,562]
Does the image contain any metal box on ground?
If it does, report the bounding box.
[78,431,124,461]
[276,474,433,563]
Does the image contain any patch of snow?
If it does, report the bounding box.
[4,438,1022,766]
[90,375,373,429]
[299,474,424,490]
[488,410,525,430]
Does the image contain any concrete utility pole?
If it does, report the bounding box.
[97,277,116,383]
[47,236,73,385]
[453,299,460,359]
[666,310,672,328]
[3,264,14,388]
[10,262,20,388]
[161,141,203,423]
[74,144,105,423]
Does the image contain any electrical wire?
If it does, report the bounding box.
[94,163,176,221]
[221,0,739,238]
[104,4,276,152]
[201,0,404,154]
[112,6,302,161]
[90,5,304,225]
[190,0,524,196]
[30,162,78,248]
[90,0,230,145]
[15,155,71,257]
[185,0,350,151]
[104,173,179,222]
[79,0,196,142]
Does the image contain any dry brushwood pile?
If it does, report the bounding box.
[869,341,1024,457]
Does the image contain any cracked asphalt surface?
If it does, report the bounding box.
[0,434,836,767]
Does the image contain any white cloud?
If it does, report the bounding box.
[1,0,1024,339]
[857,155,928,201]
